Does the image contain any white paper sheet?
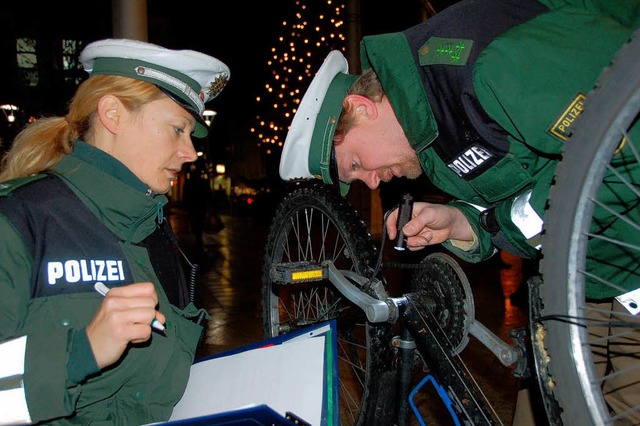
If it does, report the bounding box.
[169,336,326,425]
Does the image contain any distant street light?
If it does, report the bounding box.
[1,104,18,123]
[203,109,217,127]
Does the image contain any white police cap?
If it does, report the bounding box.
[279,50,357,195]
[80,38,230,138]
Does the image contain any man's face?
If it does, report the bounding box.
[334,100,423,190]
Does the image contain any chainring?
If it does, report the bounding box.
[409,252,475,354]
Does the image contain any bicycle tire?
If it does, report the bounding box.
[261,182,397,426]
[537,28,640,425]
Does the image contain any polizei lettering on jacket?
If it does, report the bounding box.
[446,145,493,177]
[549,93,586,140]
[47,259,126,285]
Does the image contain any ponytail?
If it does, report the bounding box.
[0,75,162,182]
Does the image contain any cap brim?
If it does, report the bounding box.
[339,181,350,196]
[158,86,208,138]
[308,72,358,187]
[192,118,209,139]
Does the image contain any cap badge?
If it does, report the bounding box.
[207,74,229,99]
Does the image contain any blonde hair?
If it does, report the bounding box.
[0,75,164,181]
[334,68,385,144]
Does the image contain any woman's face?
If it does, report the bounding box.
[110,97,199,194]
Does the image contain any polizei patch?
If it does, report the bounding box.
[447,145,494,177]
[549,93,586,140]
[47,259,126,285]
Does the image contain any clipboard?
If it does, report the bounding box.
[163,320,339,425]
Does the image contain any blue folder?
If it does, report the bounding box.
[163,404,297,425]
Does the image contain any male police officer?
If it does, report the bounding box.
[279,0,640,422]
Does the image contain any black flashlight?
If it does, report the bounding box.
[394,193,414,251]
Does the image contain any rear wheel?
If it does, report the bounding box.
[537,28,640,425]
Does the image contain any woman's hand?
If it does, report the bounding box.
[386,202,474,250]
[86,282,165,369]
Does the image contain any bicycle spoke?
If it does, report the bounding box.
[579,269,633,294]
[590,198,640,234]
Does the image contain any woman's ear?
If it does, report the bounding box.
[97,95,122,134]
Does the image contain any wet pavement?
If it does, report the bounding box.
[168,207,536,425]
[169,209,266,356]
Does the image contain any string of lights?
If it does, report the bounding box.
[250,0,347,156]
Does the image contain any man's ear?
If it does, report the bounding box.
[97,95,122,134]
[345,94,378,120]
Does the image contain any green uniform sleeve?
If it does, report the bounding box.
[474,9,634,158]
[536,0,640,29]
[442,201,497,263]
[490,195,541,259]
[67,328,99,385]
[469,7,635,261]
[0,215,82,422]
[443,196,542,264]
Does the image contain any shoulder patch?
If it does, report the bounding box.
[0,174,47,196]
[419,37,474,66]
[548,92,586,141]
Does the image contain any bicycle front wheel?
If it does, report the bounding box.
[537,29,640,425]
[262,182,396,426]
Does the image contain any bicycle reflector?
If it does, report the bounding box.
[270,261,329,284]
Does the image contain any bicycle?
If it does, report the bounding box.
[261,27,640,426]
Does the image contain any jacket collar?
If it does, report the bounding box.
[54,141,168,244]
[360,31,439,153]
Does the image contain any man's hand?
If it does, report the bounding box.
[86,282,165,369]
[386,202,475,250]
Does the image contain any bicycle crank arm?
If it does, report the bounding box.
[324,261,393,323]
[468,320,522,367]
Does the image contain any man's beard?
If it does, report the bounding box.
[400,156,423,179]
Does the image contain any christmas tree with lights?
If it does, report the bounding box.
[251,0,347,160]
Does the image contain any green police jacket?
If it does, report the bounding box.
[0,142,206,424]
[360,0,639,297]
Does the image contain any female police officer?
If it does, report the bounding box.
[0,39,229,424]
